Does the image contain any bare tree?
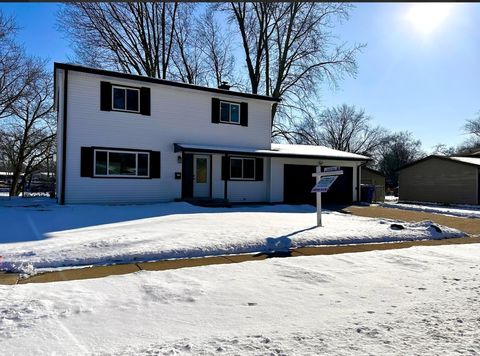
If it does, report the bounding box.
[197,11,236,87]
[461,113,480,152]
[377,131,424,188]
[294,104,388,158]
[222,3,363,124]
[59,3,364,139]
[169,4,205,85]
[431,143,457,156]
[0,71,55,196]
[58,2,179,79]
[465,113,480,139]
[0,12,43,119]
[221,3,275,95]
[269,4,362,120]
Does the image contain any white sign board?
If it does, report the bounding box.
[312,168,343,227]
[311,175,338,193]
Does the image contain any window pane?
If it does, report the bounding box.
[108,152,136,175]
[138,153,149,176]
[230,104,240,123]
[95,151,107,175]
[113,88,126,110]
[230,158,242,178]
[126,89,139,112]
[220,102,230,122]
[196,158,207,183]
[243,159,255,179]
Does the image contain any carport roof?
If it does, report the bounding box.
[174,143,370,161]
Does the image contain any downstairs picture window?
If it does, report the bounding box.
[94,150,149,177]
[230,157,255,180]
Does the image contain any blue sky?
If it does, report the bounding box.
[1,2,478,151]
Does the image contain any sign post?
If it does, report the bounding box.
[311,167,343,227]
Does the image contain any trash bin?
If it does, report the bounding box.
[361,184,375,203]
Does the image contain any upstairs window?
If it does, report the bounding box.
[101,81,150,115]
[112,86,140,113]
[220,101,240,124]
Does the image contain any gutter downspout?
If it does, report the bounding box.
[357,162,367,202]
[224,153,228,201]
[60,70,68,205]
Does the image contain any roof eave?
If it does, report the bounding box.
[174,143,370,162]
[53,62,281,103]
[397,155,480,172]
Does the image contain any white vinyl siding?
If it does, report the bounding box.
[61,71,272,203]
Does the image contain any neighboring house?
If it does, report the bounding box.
[398,155,480,205]
[54,63,369,205]
[361,167,385,202]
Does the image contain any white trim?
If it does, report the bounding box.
[219,101,241,124]
[111,85,140,113]
[230,156,255,180]
[93,149,150,177]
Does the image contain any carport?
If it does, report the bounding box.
[283,164,354,206]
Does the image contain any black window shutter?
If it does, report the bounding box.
[150,151,161,178]
[212,98,220,123]
[80,147,94,177]
[221,156,230,180]
[100,81,112,111]
[255,158,264,181]
[181,153,194,199]
[140,87,151,116]
[240,102,248,126]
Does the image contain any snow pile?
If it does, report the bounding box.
[0,198,465,274]
[381,201,480,218]
[384,195,399,202]
[1,244,480,355]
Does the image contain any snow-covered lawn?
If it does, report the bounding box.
[1,244,480,355]
[0,198,464,274]
[381,201,480,219]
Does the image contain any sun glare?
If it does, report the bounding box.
[406,3,454,35]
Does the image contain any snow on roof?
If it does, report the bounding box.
[450,156,480,167]
[175,143,370,161]
[271,143,369,160]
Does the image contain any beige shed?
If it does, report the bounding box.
[398,156,480,205]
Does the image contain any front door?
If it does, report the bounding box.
[193,155,210,198]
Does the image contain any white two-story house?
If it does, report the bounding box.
[54,63,369,205]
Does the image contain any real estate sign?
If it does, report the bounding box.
[311,175,338,193]
[312,168,343,227]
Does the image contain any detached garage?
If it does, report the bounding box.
[398,155,480,205]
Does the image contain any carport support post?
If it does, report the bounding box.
[316,165,322,227]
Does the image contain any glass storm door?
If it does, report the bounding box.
[193,155,210,198]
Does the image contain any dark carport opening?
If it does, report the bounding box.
[283,164,353,207]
